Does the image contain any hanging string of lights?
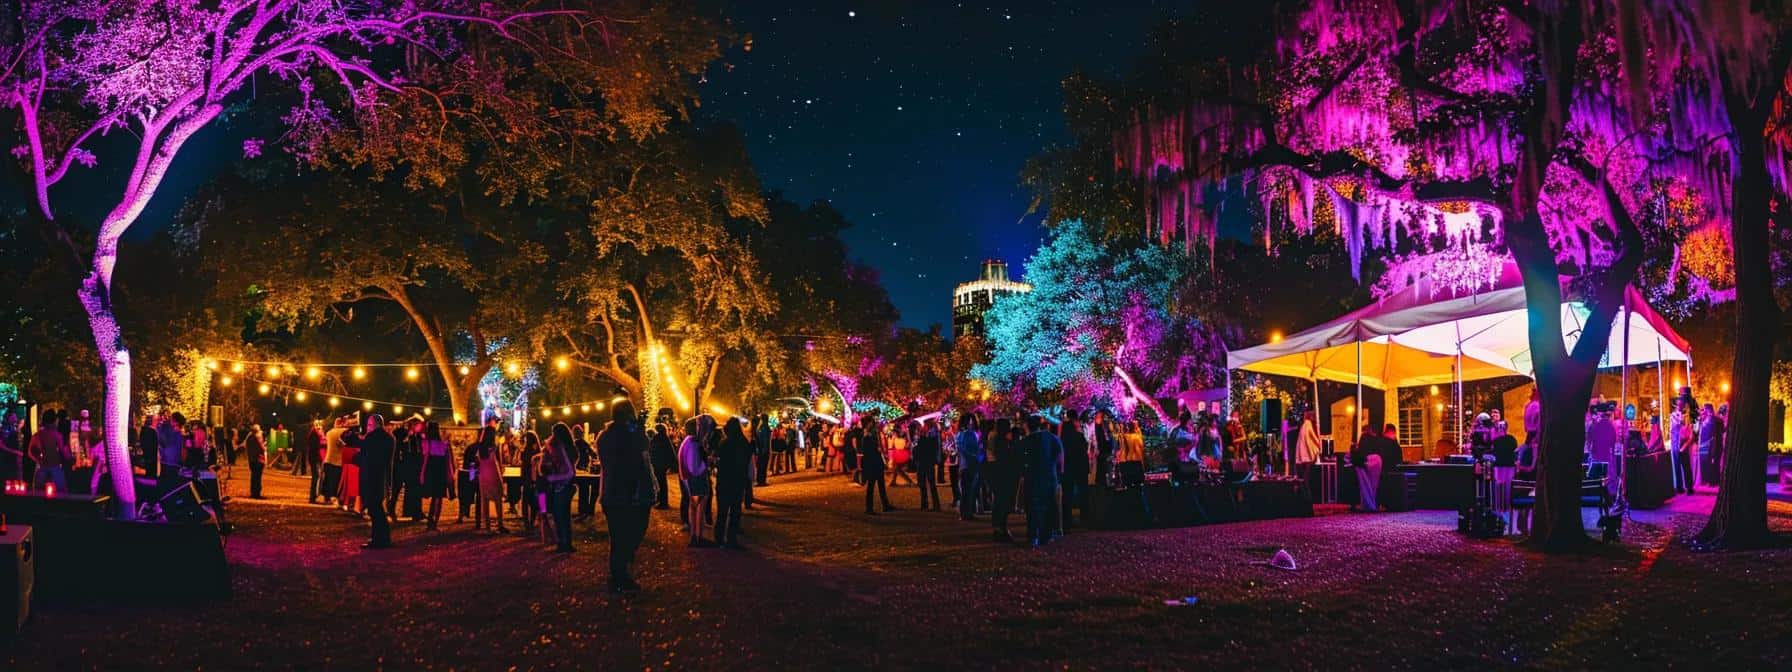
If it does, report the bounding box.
[221,373,627,421]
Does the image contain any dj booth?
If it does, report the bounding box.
[1084,476,1313,530]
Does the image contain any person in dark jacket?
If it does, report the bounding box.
[1022,415,1063,547]
[714,417,753,548]
[752,415,772,489]
[987,417,1019,542]
[648,424,676,510]
[597,400,657,594]
[859,416,896,514]
[955,414,983,520]
[389,418,424,521]
[575,424,601,519]
[1059,415,1090,531]
[354,414,396,549]
[911,420,942,511]
[135,416,160,480]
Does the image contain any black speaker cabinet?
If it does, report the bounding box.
[0,524,33,635]
[158,483,213,525]
[1260,398,1284,435]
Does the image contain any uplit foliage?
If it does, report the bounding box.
[974,220,1222,415]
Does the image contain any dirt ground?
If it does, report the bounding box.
[5,464,1789,670]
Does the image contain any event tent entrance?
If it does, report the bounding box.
[1227,262,1691,449]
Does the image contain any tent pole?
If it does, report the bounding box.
[1686,354,1696,486]
[1355,341,1364,443]
[1618,306,1631,511]
[1658,336,1673,491]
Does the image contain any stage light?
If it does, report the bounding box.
[328,397,340,408]
[362,401,374,412]
[305,366,321,380]
[220,375,234,387]
[295,391,308,402]
[258,383,271,395]
[266,365,282,378]
[405,367,420,381]
[352,366,367,380]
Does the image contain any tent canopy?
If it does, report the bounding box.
[1228,263,1690,388]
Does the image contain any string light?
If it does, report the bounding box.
[505,361,522,376]
[258,383,271,395]
[328,397,341,408]
[555,357,569,371]
[352,366,367,380]
[423,408,433,416]
[580,404,591,413]
[295,391,308,402]
[305,366,321,380]
[405,367,420,381]
[230,362,244,373]
[220,375,234,387]
[265,365,282,378]
[458,365,471,376]
[393,405,404,415]
[542,408,553,418]
[204,359,219,371]
[561,406,571,416]
[362,401,374,412]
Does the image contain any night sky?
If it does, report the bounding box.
[702,1,1196,329]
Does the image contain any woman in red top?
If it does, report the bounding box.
[339,429,362,516]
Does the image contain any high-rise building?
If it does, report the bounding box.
[952,259,1030,339]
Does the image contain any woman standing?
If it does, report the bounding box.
[886,422,915,487]
[543,423,577,553]
[715,417,753,548]
[339,425,362,517]
[517,431,542,531]
[419,422,451,531]
[678,416,715,547]
[859,416,895,514]
[477,427,508,533]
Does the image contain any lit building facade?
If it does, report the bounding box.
[951,259,1031,339]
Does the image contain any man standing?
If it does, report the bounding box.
[390,418,424,522]
[134,415,160,480]
[246,424,267,499]
[598,400,656,594]
[304,421,326,503]
[355,415,396,549]
[27,417,69,492]
[1350,421,1385,512]
[713,418,753,547]
[1021,415,1063,547]
[156,412,187,486]
[0,411,23,484]
[912,420,942,511]
[322,418,347,505]
[955,414,984,520]
[1059,414,1090,531]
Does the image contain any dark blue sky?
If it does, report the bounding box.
[702,1,1195,329]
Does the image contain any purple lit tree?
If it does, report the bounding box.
[1113,2,1773,550]
[2,1,579,517]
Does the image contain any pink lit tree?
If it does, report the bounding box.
[2,1,580,517]
[1113,1,1774,550]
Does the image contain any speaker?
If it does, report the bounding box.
[0,523,32,635]
[1260,398,1284,435]
[158,483,213,525]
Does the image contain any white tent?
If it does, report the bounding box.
[1228,262,1691,447]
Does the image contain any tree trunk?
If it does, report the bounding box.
[1530,359,1598,551]
[1697,108,1780,549]
[80,256,136,519]
[384,284,479,424]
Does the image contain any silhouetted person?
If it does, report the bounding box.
[912,420,942,511]
[598,400,657,594]
[859,416,895,514]
[1022,415,1063,547]
[355,414,396,549]
[1059,415,1090,530]
[714,417,752,548]
[955,414,983,520]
